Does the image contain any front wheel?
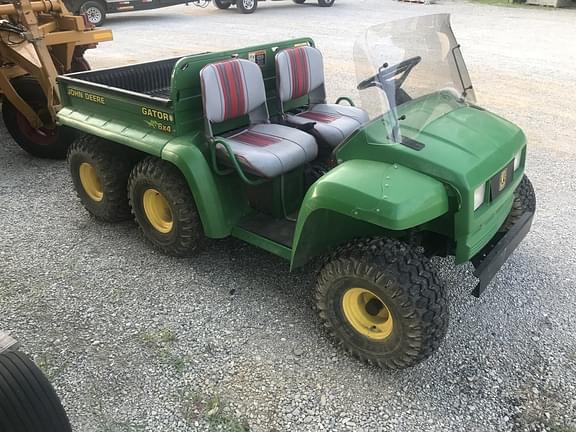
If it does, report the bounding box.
[128,158,205,257]
[317,0,335,6]
[79,0,106,26]
[501,175,536,232]
[237,0,257,13]
[214,0,232,8]
[316,238,449,369]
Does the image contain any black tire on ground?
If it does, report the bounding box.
[501,175,536,232]
[0,351,72,432]
[293,0,306,3]
[237,0,257,13]
[79,0,106,26]
[317,0,335,6]
[316,237,449,369]
[68,135,135,222]
[128,157,205,257]
[2,76,75,159]
[214,0,232,9]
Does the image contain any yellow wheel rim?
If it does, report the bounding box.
[79,162,103,202]
[341,288,394,340]
[142,188,173,233]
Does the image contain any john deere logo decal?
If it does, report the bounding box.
[498,169,508,192]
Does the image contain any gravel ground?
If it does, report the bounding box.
[1,1,576,431]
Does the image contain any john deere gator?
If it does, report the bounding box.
[56,14,535,369]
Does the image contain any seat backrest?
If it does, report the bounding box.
[200,59,269,130]
[275,46,326,106]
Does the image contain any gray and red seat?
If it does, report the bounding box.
[275,46,369,148]
[200,58,317,179]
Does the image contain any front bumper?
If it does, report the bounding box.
[470,211,534,297]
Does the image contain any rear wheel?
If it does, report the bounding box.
[79,0,106,26]
[293,0,306,3]
[318,0,335,6]
[214,0,232,8]
[237,0,257,13]
[2,77,74,159]
[68,135,134,222]
[0,351,72,432]
[128,158,205,257]
[316,238,449,369]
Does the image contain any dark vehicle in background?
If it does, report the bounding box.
[65,0,192,26]
[67,0,335,26]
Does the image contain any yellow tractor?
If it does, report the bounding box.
[0,0,112,158]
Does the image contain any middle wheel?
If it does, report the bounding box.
[128,158,205,257]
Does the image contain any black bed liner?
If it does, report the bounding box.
[65,56,182,100]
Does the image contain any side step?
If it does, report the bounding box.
[232,213,296,260]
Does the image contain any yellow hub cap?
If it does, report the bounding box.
[142,189,173,233]
[79,162,103,202]
[342,288,394,340]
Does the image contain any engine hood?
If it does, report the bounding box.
[337,101,526,192]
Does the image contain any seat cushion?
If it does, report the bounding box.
[200,59,267,123]
[286,104,370,147]
[216,123,318,178]
[276,46,325,103]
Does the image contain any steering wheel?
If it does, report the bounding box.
[357,56,422,91]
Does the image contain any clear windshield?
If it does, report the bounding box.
[354,14,476,143]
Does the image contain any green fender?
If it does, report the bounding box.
[162,138,247,239]
[290,160,450,268]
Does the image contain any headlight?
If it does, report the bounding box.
[474,184,486,210]
[513,150,522,171]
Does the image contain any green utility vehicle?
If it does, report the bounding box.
[58,15,535,369]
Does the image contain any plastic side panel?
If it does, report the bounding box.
[291,160,449,267]
[57,107,170,157]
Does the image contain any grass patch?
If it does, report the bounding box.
[180,391,249,432]
[139,327,187,372]
[139,327,177,346]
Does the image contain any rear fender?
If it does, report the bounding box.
[162,137,247,238]
[291,160,449,268]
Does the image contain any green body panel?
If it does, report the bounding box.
[232,227,292,260]
[333,92,526,263]
[291,160,449,267]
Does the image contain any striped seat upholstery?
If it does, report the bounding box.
[276,46,369,148]
[200,59,317,178]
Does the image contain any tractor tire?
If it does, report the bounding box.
[501,175,536,232]
[68,135,134,222]
[2,77,75,159]
[317,0,335,6]
[316,237,449,369]
[237,0,257,13]
[128,157,205,257]
[79,0,106,26]
[293,0,306,3]
[214,0,232,9]
[70,56,91,73]
[0,351,72,432]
